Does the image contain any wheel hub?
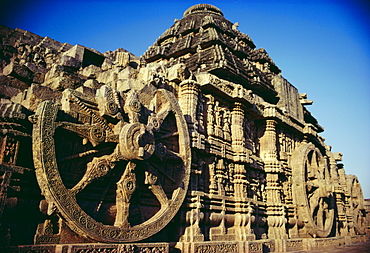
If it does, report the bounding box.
[119,122,155,160]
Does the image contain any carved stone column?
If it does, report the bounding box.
[231,102,247,163]
[179,80,199,131]
[205,95,215,136]
[215,159,226,196]
[208,159,217,194]
[260,120,278,164]
[180,195,204,242]
[259,119,287,240]
[228,202,256,241]
[179,80,205,150]
[214,101,223,138]
[209,199,229,241]
[233,163,247,199]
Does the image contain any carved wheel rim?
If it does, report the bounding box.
[32,87,190,242]
[291,142,335,238]
[347,175,366,235]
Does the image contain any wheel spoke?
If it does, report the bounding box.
[57,121,116,147]
[57,121,91,137]
[57,149,98,162]
[156,106,171,124]
[155,131,179,141]
[317,199,324,230]
[154,143,183,161]
[143,169,169,208]
[115,162,136,228]
[150,184,169,208]
[70,155,115,195]
[149,160,177,184]
[165,149,184,160]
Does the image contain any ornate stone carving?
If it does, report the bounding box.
[346,175,366,235]
[291,142,335,238]
[0,3,368,251]
[31,83,191,242]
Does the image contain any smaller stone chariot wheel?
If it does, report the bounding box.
[291,142,335,238]
[346,175,366,235]
[32,85,190,242]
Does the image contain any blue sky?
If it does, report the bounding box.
[1,0,369,198]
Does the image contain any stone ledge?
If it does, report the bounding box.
[0,236,368,253]
[0,242,170,253]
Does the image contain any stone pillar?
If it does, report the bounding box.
[178,80,199,131]
[228,203,256,241]
[180,195,204,242]
[215,159,226,196]
[233,163,247,199]
[231,102,247,163]
[208,159,217,195]
[214,101,223,138]
[260,120,278,164]
[259,119,287,240]
[205,95,215,136]
[179,80,205,149]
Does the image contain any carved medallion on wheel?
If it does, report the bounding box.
[32,84,190,242]
[291,142,335,238]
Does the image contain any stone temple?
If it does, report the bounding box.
[0,3,368,253]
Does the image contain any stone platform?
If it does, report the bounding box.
[1,235,367,253]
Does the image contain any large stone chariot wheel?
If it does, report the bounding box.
[32,84,190,242]
[291,142,335,238]
[346,175,366,235]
